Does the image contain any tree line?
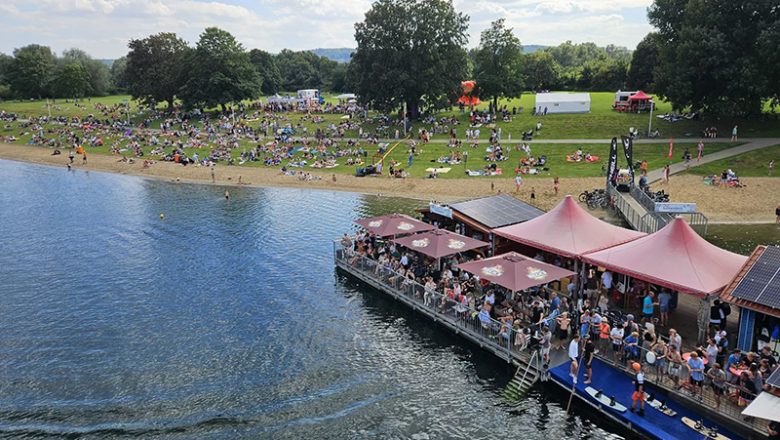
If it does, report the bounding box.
[0,28,348,108]
[349,0,779,118]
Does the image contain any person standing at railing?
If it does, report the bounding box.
[668,349,683,388]
[707,363,727,407]
[610,322,625,365]
[651,339,669,382]
[687,352,706,400]
[556,312,572,349]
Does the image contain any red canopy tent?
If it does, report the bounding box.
[456,252,575,292]
[354,214,435,237]
[582,217,747,296]
[628,90,652,101]
[492,195,645,259]
[393,229,488,259]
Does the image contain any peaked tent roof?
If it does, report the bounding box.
[493,195,645,259]
[583,217,747,296]
[355,213,435,237]
[628,90,652,101]
[393,229,488,259]
[456,252,575,292]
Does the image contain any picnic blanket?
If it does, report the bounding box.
[425,167,451,174]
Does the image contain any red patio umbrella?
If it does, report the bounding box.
[393,229,488,259]
[354,213,436,237]
[456,252,575,291]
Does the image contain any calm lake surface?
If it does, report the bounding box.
[0,160,624,439]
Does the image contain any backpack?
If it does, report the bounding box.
[722,302,731,317]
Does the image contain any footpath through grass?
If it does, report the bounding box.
[683,144,780,177]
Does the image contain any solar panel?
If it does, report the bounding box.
[731,246,780,309]
[768,366,780,389]
[450,194,544,229]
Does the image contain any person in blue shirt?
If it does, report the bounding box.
[642,292,655,320]
[478,303,492,328]
[550,291,560,314]
[725,349,742,382]
[658,290,672,326]
[624,331,640,365]
[687,352,706,398]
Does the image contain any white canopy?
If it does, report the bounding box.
[742,392,780,422]
[534,93,590,114]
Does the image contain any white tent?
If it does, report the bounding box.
[336,93,356,100]
[534,93,590,114]
[742,392,780,422]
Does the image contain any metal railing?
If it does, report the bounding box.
[590,337,767,434]
[333,242,559,364]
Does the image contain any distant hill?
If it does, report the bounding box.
[522,45,547,54]
[98,59,114,67]
[309,48,354,63]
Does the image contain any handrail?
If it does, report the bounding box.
[333,242,558,364]
[590,335,767,434]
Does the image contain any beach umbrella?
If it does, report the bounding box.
[456,252,575,292]
[354,213,435,237]
[393,229,488,259]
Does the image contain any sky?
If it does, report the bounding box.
[0,0,654,59]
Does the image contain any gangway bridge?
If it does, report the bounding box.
[607,183,708,235]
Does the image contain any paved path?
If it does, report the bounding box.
[645,138,779,183]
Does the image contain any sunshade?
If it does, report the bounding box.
[456,252,575,291]
[354,213,435,237]
[628,91,652,101]
[742,392,780,422]
[393,229,488,259]
[493,195,645,259]
[583,217,747,296]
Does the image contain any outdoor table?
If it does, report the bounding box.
[682,352,708,365]
[729,365,750,377]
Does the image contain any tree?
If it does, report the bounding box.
[7,44,56,98]
[351,0,469,118]
[60,48,110,96]
[0,53,12,85]
[523,51,560,91]
[274,49,323,91]
[627,33,659,91]
[52,62,91,98]
[178,27,261,111]
[110,56,128,94]
[248,49,282,95]
[473,19,524,110]
[648,0,776,116]
[125,32,189,110]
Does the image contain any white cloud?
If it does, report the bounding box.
[0,0,653,58]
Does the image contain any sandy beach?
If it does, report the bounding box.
[1,142,778,223]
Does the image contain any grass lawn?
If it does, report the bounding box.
[1,118,734,179]
[3,92,780,140]
[683,144,780,177]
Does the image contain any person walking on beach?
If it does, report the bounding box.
[662,164,670,184]
[630,362,646,416]
[731,125,738,142]
[211,164,216,183]
[514,174,523,193]
[776,203,780,225]
[553,176,559,195]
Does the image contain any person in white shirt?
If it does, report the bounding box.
[485,291,495,305]
[601,270,613,293]
[611,324,625,364]
[569,334,581,383]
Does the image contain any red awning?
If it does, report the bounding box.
[583,218,747,296]
[355,214,435,237]
[628,91,652,101]
[493,195,645,259]
[456,252,575,291]
[393,229,488,259]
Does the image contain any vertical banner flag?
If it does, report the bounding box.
[607,137,619,186]
[668,137,674,159]
[621,135,634,184]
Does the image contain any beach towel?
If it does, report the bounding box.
[425,167,451,173]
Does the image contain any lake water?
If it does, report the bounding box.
[0,160,623,439]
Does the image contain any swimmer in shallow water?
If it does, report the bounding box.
[224,190,230,200]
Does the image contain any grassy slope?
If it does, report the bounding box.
[683,144,780,177]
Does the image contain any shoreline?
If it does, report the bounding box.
[1,142,778,223]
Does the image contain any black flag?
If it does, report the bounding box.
[607,137,619,187]
[621,135,634,185]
